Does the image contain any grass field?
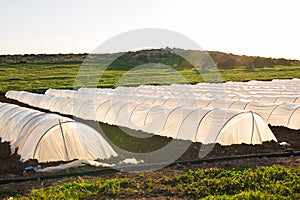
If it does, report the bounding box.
[1,62,300,94]
[10,165,300,199]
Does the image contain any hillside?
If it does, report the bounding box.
[1,49,299,70]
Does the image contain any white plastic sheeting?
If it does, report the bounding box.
[68,79,300,104]
[0,102,117,162]
[35,160,115,173]
[43,89,300,130]
[6,91,277,145]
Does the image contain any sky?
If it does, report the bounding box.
[0,0,299,60]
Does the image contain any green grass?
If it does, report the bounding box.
[7,165,300,199]
[220,65,300,82]
[1,62,300,94]
[0,63,80,93]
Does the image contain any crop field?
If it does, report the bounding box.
[1,55,300,199]
[1,62,300,94]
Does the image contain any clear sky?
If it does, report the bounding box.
[1,0,299,59]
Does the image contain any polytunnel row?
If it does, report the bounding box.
[111,79,300,95]
[73,85,300,104]
[6,91,277,145]
[0,102,117,163]
[202,79,300,94]
[45,89,300,130]
[149,78,300,96]
[180,80,300,97]
[127,79,300,96]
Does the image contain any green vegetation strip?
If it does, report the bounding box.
[1,62,300,94]
[4,165,300,199]
[1,50,299,94]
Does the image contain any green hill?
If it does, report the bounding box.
[1,48,299,70]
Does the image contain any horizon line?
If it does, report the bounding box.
[0,48,299,61]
